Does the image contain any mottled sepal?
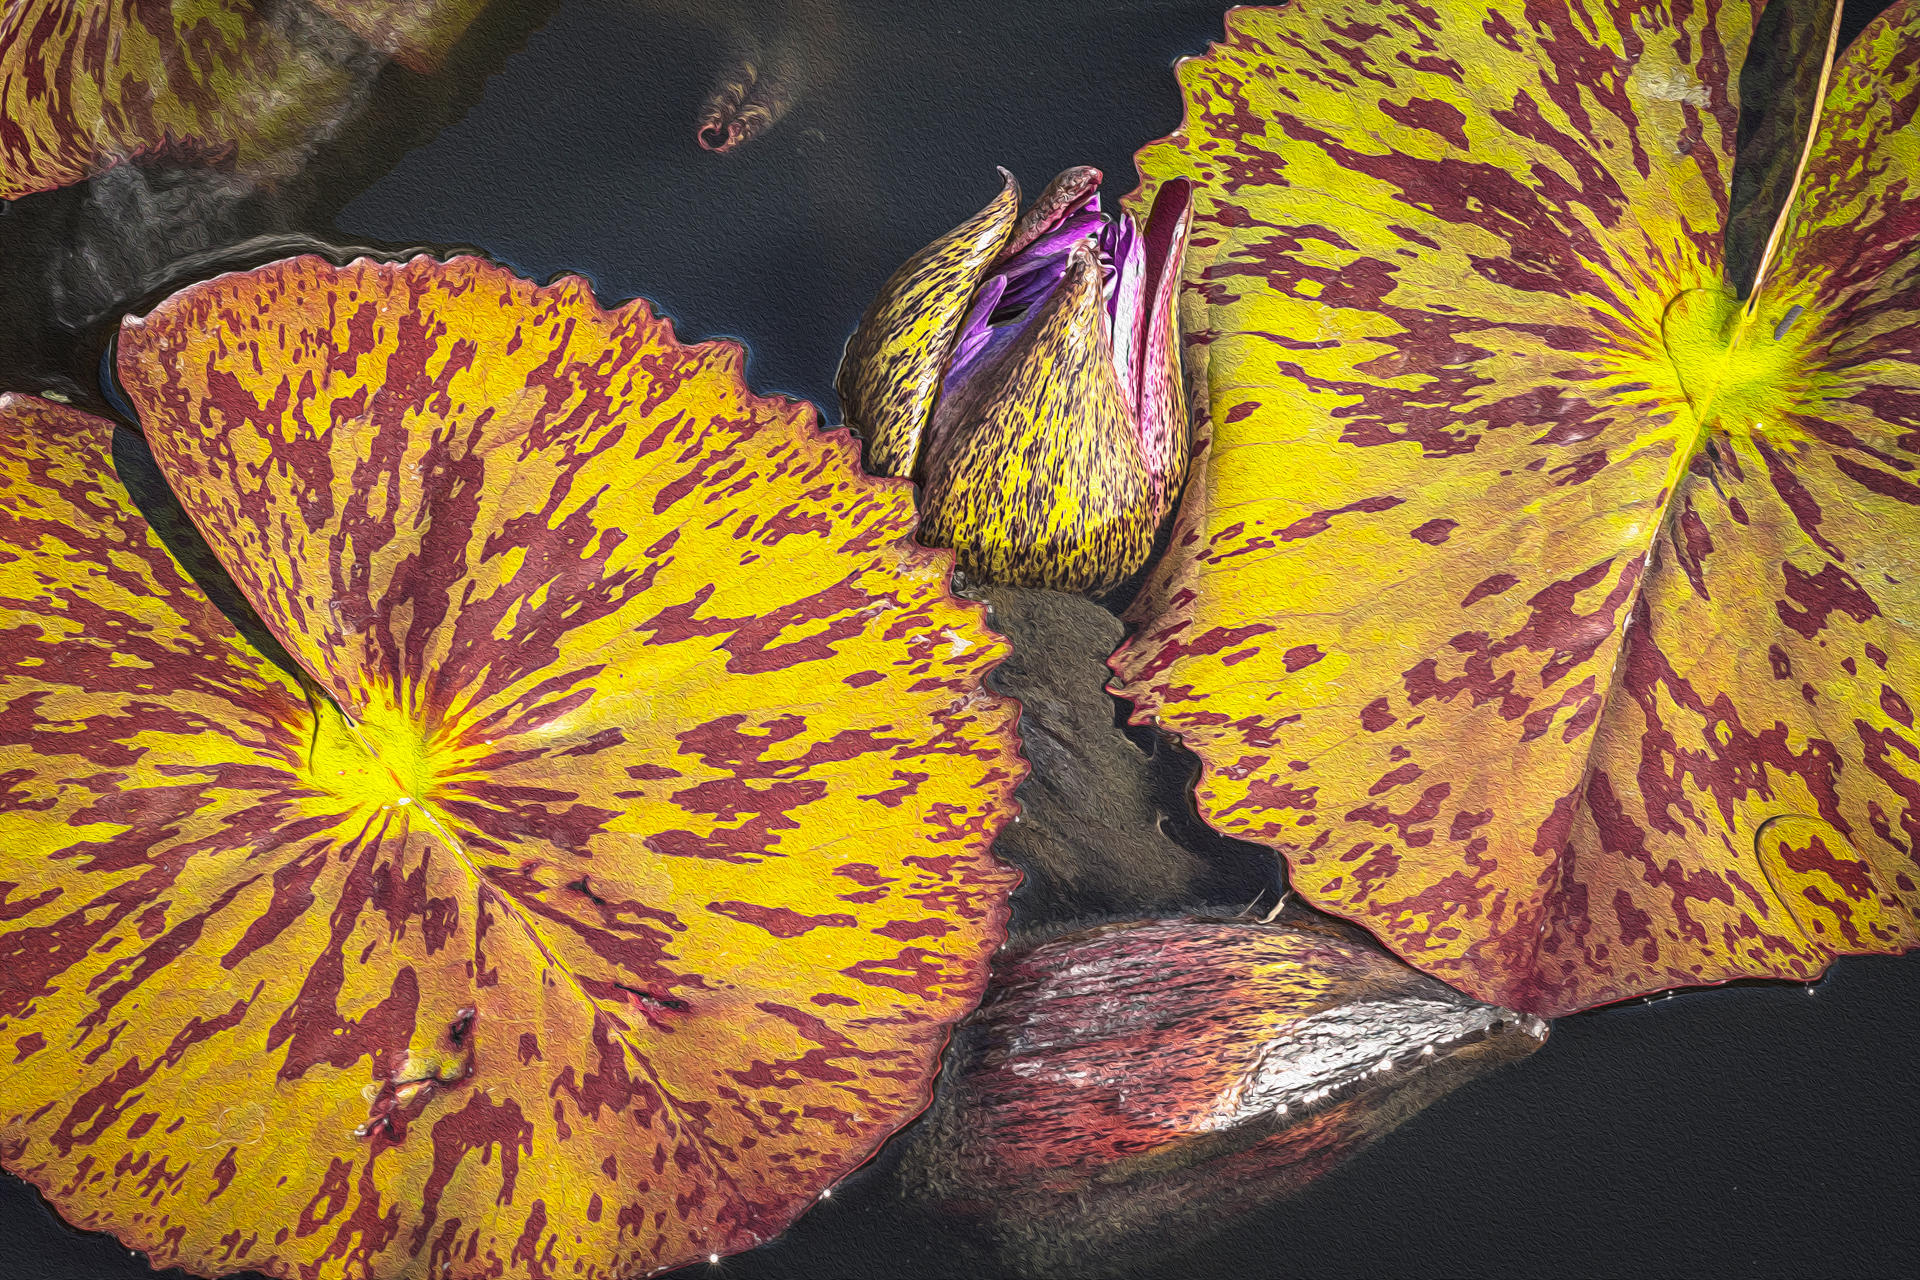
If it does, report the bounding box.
[1004,165,1102,258]
[1,255,1025,1280]
[971,585,1216,917]
[903,915,1546,1276]
[836,171,1020,476]
[839,161,1195,593]
[920,242,1157,592]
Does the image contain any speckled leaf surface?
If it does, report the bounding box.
[0,255,1023,1279]
[1753,0,1920,962]
[1115,0,1920,1014]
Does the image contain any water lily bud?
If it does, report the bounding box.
[903,915,1547,1275]
[919,241,1154,591]
[837,169,1196,592]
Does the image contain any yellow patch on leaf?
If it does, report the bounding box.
[0,254,1023,1278]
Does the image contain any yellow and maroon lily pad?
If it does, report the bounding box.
[1115,0,1920,1014]
[0,254,1022,1279]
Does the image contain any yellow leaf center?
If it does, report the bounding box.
[308,693,440,816]
[1659,283,1811,446]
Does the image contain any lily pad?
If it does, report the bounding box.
[1115,0,1920,1014]
[0,254,1022,1278]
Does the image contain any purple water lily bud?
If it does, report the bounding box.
[836,167,1197,593]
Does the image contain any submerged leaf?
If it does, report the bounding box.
[969,584,1215,917]
[0,0,348,197]
[1116,0,1920,1014]
[308,0,489,70]
[0,0,486,198]
[0,255,1023,1278]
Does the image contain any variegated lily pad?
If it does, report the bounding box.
[1116,0,1920,1014]
[0,254,1022,1279]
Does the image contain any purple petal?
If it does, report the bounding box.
[940,166,1138,411]
[945,273,1010,390]
[995,245,1076,315]
[1103,211,1145,409]
[1009,206,1104,266]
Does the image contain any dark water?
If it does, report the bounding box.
[337,0,1240,413]
[5,1,1919,1277]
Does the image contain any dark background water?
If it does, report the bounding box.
[335,0,1244,414]
[4,1,1919,1276]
